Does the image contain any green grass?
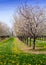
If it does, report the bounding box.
[28,38,46,48]
[0,52,46,65]
[0,38,46,65]
[0,38,14,53]
[36,40,46,47]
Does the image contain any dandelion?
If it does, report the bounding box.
[40,60,42,63]
[38,64,40,65]
[12,60,15,63]
[36,64,37,65]
[0,61,3,64]
[4,62,6,65]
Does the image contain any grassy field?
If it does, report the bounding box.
[0,37,46,65]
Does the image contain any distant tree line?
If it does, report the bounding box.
[0,22,13,39]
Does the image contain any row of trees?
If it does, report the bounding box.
[13,4,46,49]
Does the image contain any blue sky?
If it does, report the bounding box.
[0,0,46,28]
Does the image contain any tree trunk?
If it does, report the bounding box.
[20,36,23,41]
[27,37,28,45]
[22,37,24,42]
[33,37,36,50]
[30,37,31,46]
[25,38,26,43]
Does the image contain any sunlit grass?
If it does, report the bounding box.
[12,38,28,53]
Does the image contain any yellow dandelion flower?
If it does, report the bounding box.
[27,63,31,65]
[12,60,15,63]
[38,64,40,65]
[36,64,37,65]
[40,60,42,63]
[0,62,3,64]
[4,62,6,65]
[16,63,19,65]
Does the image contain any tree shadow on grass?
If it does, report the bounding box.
[35,48,46,51]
